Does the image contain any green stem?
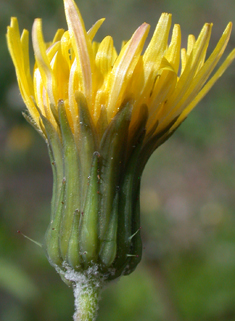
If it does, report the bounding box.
[73,279,101,321]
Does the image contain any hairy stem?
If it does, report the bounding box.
[72,275,102,321]
[56,264,103,321]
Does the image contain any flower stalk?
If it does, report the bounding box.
[73,284,100,321]
[57,264,103,321]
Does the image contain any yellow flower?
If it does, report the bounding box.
[7,0,235,274]
[7,0,235,142]
[7,1,235,319]
[7,0,235,282]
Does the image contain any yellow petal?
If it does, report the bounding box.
[34,67,46,116]
[96,36,116,77]
[51,45,70,104]
[6,18,39,123]
[20,29,33,92]
[164,24,181,73]
[187,34,196,55]
[53,29,65,43]
[106,22,150,119]
[180,48,187,74]
[32,19,56,106]
[173,22,233,116]
[88,18,105,41]
[63,0,93,105]
[92,41,100,56]
[143,13,172,81]
[61,31,73,67]
[160,23,213,124]
[174,48,235,128]
[68,59,79,127]
[147,68,177,132]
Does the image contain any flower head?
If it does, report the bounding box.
[7,0,235,282]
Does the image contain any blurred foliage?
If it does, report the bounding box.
[1,0,235,320]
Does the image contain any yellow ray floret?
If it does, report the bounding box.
[6,0,235,141]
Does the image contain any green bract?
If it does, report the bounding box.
[41,97,155,282]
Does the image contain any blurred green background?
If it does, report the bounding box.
[1,0,235,320]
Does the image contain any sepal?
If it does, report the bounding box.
[67,209,81,269]
[40,113,63,219]
[75,92,97,206]
[99,192,118,267]
[99,102,132,241]
[79,151,100,266]
[110,109,147,277]
[44,178,66,267]
[58,100,81,259]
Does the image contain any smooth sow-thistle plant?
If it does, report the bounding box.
[7,0,235,319]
